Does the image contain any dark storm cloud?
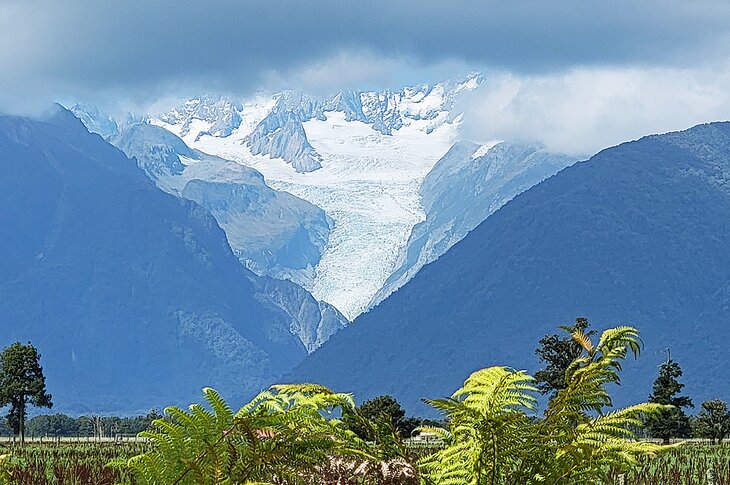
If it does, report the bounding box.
[2,0,730,112]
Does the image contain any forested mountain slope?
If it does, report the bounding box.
[0,107,337,413]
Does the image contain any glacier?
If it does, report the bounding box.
[288,121,730,416]
[74,73,577,322]
[150,77,481,319]
[97,120,346,351]
[371,141,577,306]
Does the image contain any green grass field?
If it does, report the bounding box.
[3,442,730,484]
[622,445,730,485]
[0,442,147,485]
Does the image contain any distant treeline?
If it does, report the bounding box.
[0,410,161,437]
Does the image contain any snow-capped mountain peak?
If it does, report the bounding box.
[73,73,572,322]
[69,102,120,140]
[149,74,483,173]
[157,95,243,140]
[142,75,484,318]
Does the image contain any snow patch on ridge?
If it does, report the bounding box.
[471,141,500,159]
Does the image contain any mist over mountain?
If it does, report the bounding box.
[289,122,730,415]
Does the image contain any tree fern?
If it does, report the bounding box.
[0,454,14,485]
[114,384,380,484]
[420,367,538,485]
[420,326,675,485]
[115,325,676,485]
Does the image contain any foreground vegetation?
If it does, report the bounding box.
[104,327,675,483]
[0,443,146,484]
[2,325,723,484]
[625,445,730,484]
[1,442,730,484]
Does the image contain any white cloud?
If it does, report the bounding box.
[4,1,730,116]
[262,52,403,96]
[259,51,475,97]
[462,66,730,156]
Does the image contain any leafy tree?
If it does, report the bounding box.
[26,413,79,437]
[693,399,730,444]
[534,317,594,396]
[145,408,163,423]
[359,395,405,427]
[344,395,420,440]
[646,354,693,444]
[105,411,162,435]
[23,411,161,438]
[420,326,672,485]
[0,342,52,442]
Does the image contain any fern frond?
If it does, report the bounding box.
[421,326,674,485]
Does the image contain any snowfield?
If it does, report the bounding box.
[75,75,574,325]
[162,111,458,319]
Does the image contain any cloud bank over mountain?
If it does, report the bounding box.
[3,1,730,153]
[461,66,730,156]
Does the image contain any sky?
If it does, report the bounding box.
[3,0,730,154]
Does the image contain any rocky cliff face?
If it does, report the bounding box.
[112,122,335,295]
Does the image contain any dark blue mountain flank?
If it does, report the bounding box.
[0,107,337,414]
[371,141,575,306]
[110,122,335,298]
[289,122,730,415]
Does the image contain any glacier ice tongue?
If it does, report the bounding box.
[196,111,460,320]
[371,141,577,307]
[147,76,483,319]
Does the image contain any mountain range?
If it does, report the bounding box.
[4,75,729,417]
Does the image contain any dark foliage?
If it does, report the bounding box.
[0,342,52,441]
[534,317,593,396]
[22,410,161,437]
[692,399,730,444]
[344,395,421,440]
[646,357,693,443]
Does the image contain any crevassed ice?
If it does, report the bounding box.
[150,79,479,319]
[163,111,456,319]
